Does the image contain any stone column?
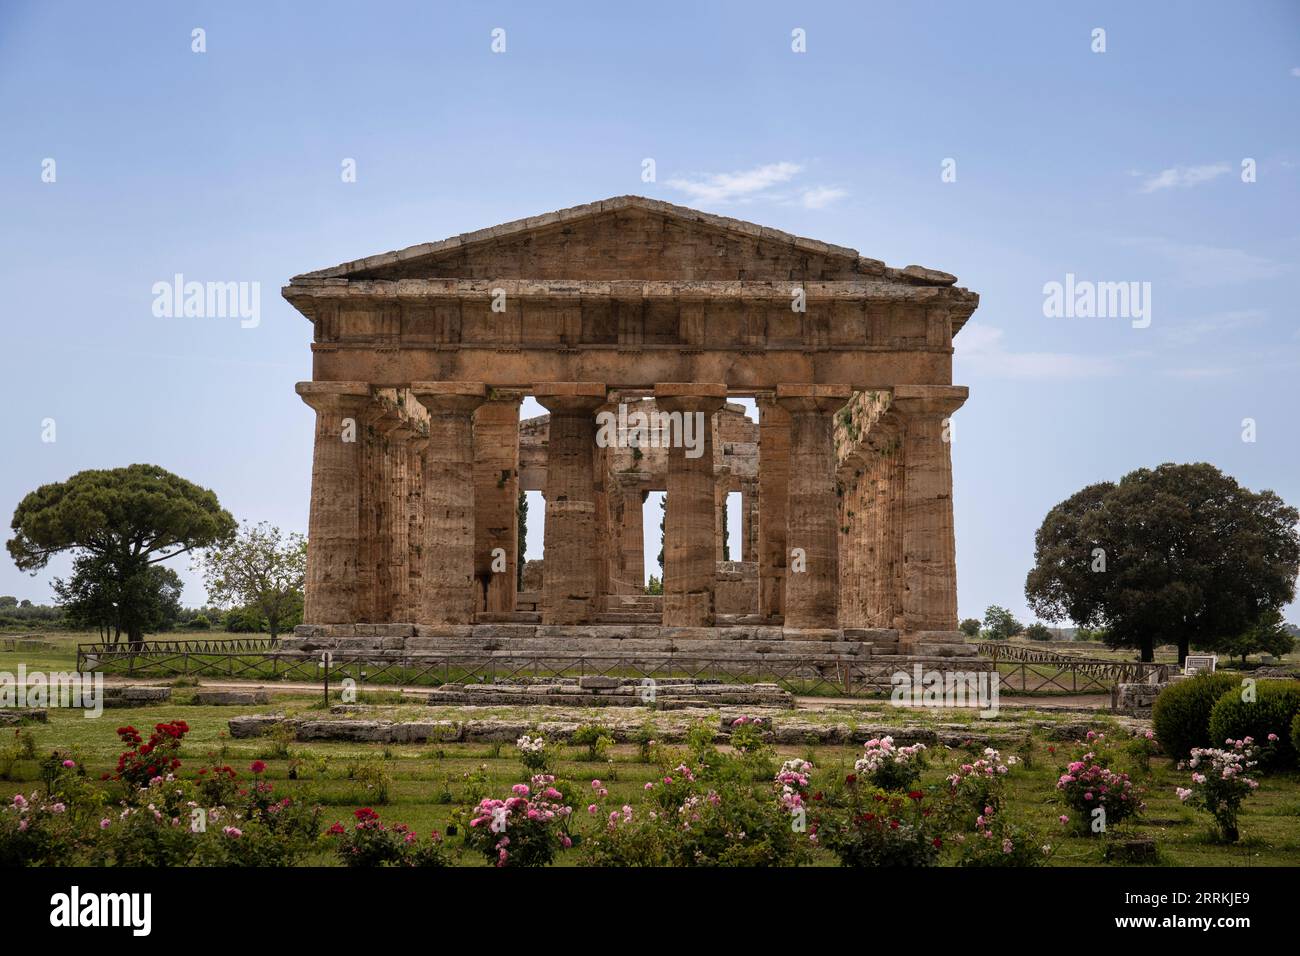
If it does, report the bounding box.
[617,485,646,593]
[655,383,727,627]
[890,385,968,650]
[741,479,759,563]
[473,389,523,614]
[864,414,904,630]
[405,432,428,622]
[410,382,488,625]
[776,384,853,632]
[534,383,606,625]
[296,382,371,625]
[756,392,790,622]
[375,411,415,622]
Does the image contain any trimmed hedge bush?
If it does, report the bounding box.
[1151,672,1241,761]
[1207,680,1300,769]
[1291,710,1300,763]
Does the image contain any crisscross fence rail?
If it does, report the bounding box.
[976,642,1172,693]
[75,638,1166,699]
[77,644,894,696]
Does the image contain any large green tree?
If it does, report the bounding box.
[1025,462,1299,663]
[200,522,306,641]
[53,554,183,642]
[8,464,235,647]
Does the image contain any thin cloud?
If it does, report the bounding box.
[665,162,802,203]
[955,325,1122,380]
[800,186,848,209]
[1139,163,1231,192]
[1160,309,1266,346]
[1118,237,1290,285]
[664,162,847,209]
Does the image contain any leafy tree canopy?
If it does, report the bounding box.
[1025,462,1299,662]
[200,522,306,640]
[8,464,235,572]
[8,464,234,645]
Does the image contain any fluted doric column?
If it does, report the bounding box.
[375,410,415,622]
[410,382,488,625]
[776,384,853,632]
[616,484,646,593]
[890,385,968,648]
[296,381,371,624]
[756,392,790,622]
[534,383,606,625]
[655,383,726,627]
[474,389,523,614]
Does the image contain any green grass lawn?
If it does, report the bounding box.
[3,694,1298,867]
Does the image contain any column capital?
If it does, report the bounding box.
[485,387,527,406]
[653,382,727,414]
[775,383,853,415]
[410,381,489,415]
[534,381,607,414]
[373,406,418,439]
[295,381,371,413]
[889,384,968,418]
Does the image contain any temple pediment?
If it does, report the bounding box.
[293,195,960,286]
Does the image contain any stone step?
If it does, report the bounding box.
[475,611,542,624]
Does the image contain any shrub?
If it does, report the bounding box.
[111,721,189,793]
[349,762,391,805]
[515,734,550,773]
[853,736,926,792]
[815,785,942,868]
[944,747,1010,819]
[1151,672,1241,760]
[1207,680,1300,769]
[571,724,614,762]
[1024,623,1053,642]
[465,776,573,867]
[1175,738,1267,842]
[1055,745,1143,835]
[955,806,1053,867]
[327,807,450,867]
[1292,710,1300,761]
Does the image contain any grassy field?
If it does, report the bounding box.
[3,692,1298,867]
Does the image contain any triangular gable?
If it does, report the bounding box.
[293,196,959,286]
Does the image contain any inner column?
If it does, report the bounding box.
[534,382,606,625]
[756,392,790,623]
[776,384,853,632]
[473,389,523,615]
[655,383,726,627]
[410,381,488,625]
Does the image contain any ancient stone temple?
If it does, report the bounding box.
[283,196,978,659]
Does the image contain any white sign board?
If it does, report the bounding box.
[1184,654,1216,676]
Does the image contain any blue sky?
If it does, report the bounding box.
[1,1,1297,624]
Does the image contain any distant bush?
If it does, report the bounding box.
[1151,672,1242,761]
[222,606,266,633]
[1023,623,1052,642]
[1207,680,1300,769]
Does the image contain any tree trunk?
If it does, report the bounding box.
[127,625,143,652]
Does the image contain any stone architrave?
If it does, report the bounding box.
[410,382,488,625]
[534,383,606,625]
[655,383,727,627]
[776,384,853,632]
[295,382,371,624]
